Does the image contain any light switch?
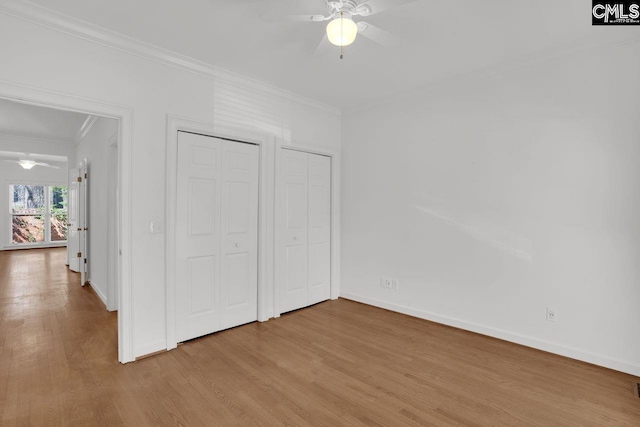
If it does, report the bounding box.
[149,221,164,234]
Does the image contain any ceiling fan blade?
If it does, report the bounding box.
[260,14,329,23]
[34,162,60,169]
[356,0,419,16]
[312,34,332,57]
[357,21,402,47]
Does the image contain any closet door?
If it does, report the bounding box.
[280,149,309,313]
[220,140,259,330]
[279,149,331,314]
[175,132,259,343]
[176,132,222,342]
[307,153,331,305]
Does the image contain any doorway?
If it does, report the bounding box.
[165,117,272,351]
[0,81,133,363]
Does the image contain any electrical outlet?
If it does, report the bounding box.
[546,307,557,322]
[380,278,399,290]
[380,278,394,289]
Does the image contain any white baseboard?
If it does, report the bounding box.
[135,341,167,359]
[88,281,108,308]
[340,291,640,377]
[2,243,66,251]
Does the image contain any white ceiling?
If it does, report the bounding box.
[0,97,90,142]
[25,0,640,109]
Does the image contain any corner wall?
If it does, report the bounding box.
[340,41,640,375]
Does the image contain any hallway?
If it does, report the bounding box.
[0,248,117,424]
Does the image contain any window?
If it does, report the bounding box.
[10,184,68,245]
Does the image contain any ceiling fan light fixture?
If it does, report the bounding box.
[326,14,358,46]
[18,160,36,170]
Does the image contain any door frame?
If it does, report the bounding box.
[273,142,341,318]
[0,80,135,363]
[165,115,273,351]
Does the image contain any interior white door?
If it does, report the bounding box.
[220,140,259,330]
[175,132,259,343]
[67,168,80,272]
[79,159,88,286]
[176,132,222,341]
[307,154,331,305]
[279,149,309,313]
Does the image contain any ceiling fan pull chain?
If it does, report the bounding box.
[340,11,344,59]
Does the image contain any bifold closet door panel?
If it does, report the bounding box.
[307,153,331,305]
[175,131,223,342]
[280,149,309,314]
[176,132,260,343]
[220,140,259,330]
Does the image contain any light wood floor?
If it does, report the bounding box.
[1,248,639,426]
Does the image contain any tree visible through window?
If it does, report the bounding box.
[10,184,68,244]
[50,186,68,241]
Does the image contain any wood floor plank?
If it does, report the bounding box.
[0,248,639,426]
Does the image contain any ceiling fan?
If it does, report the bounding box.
[3,155,60,170]
[262,0,418,58]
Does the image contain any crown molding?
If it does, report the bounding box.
[75,114,99,143]
[0,0,342,117]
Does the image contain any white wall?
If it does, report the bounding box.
[341,42,640,375]
[0,11,340,357]
[76,117,118,307]
[0,134,71,248]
